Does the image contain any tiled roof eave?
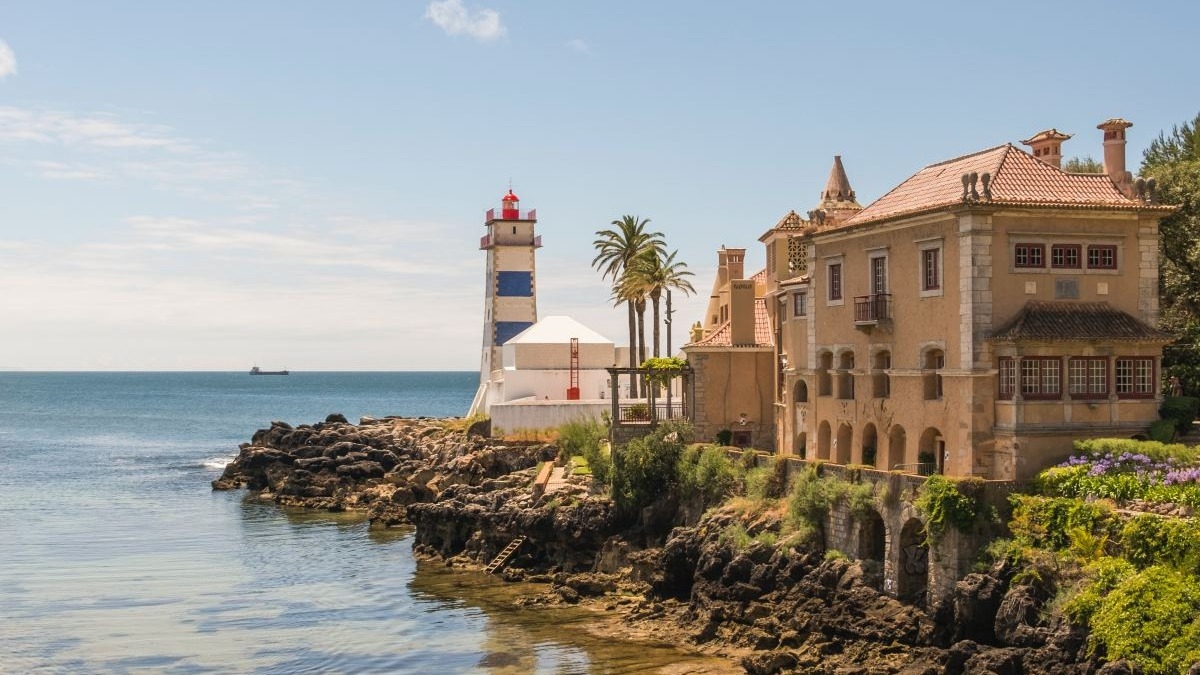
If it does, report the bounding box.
[986,335,1175,343]
[844,199,1175,230]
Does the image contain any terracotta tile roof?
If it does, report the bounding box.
[689,298,773,347]
[845,144,1165,227]
[988,301,1173,342]
[749,268,767,283]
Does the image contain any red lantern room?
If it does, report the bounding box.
[501,190,520,220]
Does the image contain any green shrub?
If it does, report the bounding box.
[914,475,986,544]
[1065,556,1136,624]
[824,549,847,562]
[1161,396,1200,435]
[1088,565,1200,675]
[744,456,789,501]
[1073,438,1199,465]
[718,523,752,551]
[1120,515,1200,570]
[677,444,737,505]
[1009,494,1119,551]
[557,418,611,484]
[1150,418,1178,444]
[786,466,832,533]
[610,421,693,512]
[716,428,733,446]
[754,531,778,547]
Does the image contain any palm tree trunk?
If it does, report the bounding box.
[650,290,662,358]
[627,300,638,398]
[636,298,647,368]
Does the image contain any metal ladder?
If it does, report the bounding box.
[484,535,527,574]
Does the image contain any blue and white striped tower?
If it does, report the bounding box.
[469,189,541,415]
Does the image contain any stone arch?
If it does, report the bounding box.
[858,509,886,563]
[886,424,906,471]
[816,421,832,460]
[817,351,833,396]
[896,518,928,606]
[794,380,809,403]
[837,350,855,400]
[861,422,878,467]
[796,431,808,459]
[919,427,945,475]
[835,422,853,464]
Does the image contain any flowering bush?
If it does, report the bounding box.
[1036,440,1200,508]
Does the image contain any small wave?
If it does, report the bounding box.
[201,456,235,470]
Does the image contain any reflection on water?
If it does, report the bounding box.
[0,373,736,674]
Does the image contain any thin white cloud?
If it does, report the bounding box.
[32,160,109,180]
[0,107,194,151]
[567,39,591,55]
[424,0,506,42]
[0,40,15,80]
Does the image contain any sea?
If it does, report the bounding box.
[0,372,730,674]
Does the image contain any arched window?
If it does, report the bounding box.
[794,380,809,403]
[923,348,944,400]
[838,351,855,400]
[818,352,833,396]
[873,350,891,398]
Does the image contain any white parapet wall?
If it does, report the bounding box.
[489,398,610,434]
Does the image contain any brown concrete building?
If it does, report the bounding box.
[686,119,1176,479]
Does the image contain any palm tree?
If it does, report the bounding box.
[592,216,665,396]
[627,249,695,358]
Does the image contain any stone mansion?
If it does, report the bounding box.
[683,119,1176,480]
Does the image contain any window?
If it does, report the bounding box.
[922,248,941,291]
[1015,243,1045,268]
[870,255,888,295]
[1051,244,1082,269]
[873,351,891,398]
[999,357,1016,400]
[1068,357,1108,398]
[793,292,807,317]
[1021,357,1062,399]
[1088,245,1117,270]
[828,263,843,301]
[1115,357,1155,398]
[787,237,807,275]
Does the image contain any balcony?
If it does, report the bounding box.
[854,293,892,328]
[480,234,542,250]
[485,207,537,222]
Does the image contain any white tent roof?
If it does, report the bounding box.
[507,315,614,345]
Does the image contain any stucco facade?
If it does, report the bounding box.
[690,120,1176,480]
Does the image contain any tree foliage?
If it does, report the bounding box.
[1142,113,1200,393]
[1064,155,1104,173]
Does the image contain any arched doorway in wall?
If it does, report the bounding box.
[886,425,907,471]
[796,432,808,459]
[861,423,878,468]
[919,427,944,475]
[794,380,809,403]
[858,509,886,563]
[817,421,832,460]
[835,423,853,464]
[897,518,928,606]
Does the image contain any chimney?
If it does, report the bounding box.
[1097,118,1134,190]
[729,280,755,345]
[724,247,746,283]
[1021,128,1072,169]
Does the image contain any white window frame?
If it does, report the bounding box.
[825,256,845,307]
[917,238,944,298]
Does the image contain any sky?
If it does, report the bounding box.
[1,1,1198,371]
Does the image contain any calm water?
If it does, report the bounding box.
[0,372,728,674]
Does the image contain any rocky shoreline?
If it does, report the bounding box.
[213,416,1133,675]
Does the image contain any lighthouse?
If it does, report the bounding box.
[468,189,541,416]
